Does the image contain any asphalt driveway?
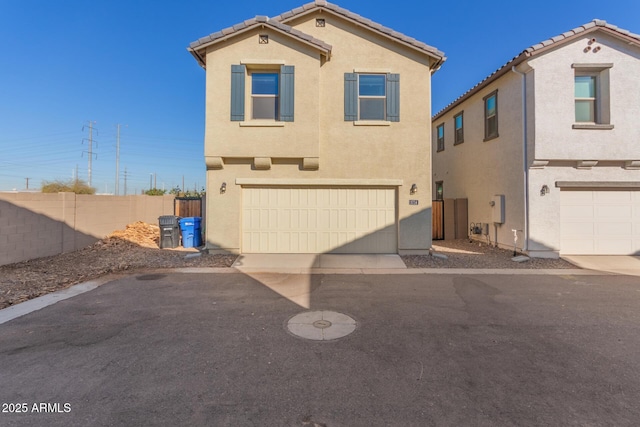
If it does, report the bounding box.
[1,271,640,426]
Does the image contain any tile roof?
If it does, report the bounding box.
[272,0,445,62]
[188,1,445,69]
[433,19,640,120]
[188,16,332,67]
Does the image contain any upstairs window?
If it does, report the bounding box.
[359,74,386,120]
[230,64,295,122]
[344,72,400,122]
[454,111,464,145]
[483,90,498,141]
[574,75,596,122]
[572,63,613,129]
[252,73,279,120]
[436,123,445,152]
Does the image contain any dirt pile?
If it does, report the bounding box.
[103,221,160,248]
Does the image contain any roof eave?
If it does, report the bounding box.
[432,51,530,121]
[433,22,640,120]
[276,4,445,67]
[187,22,332,69]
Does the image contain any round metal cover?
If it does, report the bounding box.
[287,311,357,341]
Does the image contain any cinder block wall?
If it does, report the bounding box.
[0,193,175,266]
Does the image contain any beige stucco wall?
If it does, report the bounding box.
[0,193,175,265]
[432,72,526,250]
[203,11,435,253]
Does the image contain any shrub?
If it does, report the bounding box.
[41,179,96,194]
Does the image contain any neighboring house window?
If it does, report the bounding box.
[230,64,295,122]
[435,181,443,200]
[252,73,279,119]
[344,73,400,122]
[454,111,464,145]
[574,75,596,122]
[483,90,498,141]
[572,63,612,128]
[436,123,445,152]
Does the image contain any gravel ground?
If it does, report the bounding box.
[1,232,576,310]
[0,238,236,310]
[402,239,576,269]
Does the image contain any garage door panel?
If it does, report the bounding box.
[561,221,594,239]
[560,190,640,255]
[596,222,632,236]
[595,191,632,203]
[243,187,396,253]
[560,204,594,220]
[596,239,633,254]
[596,205,631,220]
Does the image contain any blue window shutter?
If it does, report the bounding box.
[230,64,245,121]
[344,73,357,121]
[279,65,295,122]
[386,73,400,122]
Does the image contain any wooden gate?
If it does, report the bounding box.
[174,197,202,218]
[432,200,444,240]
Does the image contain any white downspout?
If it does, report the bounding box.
[511,65,529,252]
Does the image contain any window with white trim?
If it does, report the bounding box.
[344,72,400,122]
[251,72,279,120]
[358,74,386,120]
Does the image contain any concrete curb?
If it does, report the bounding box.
[0,276,117,325]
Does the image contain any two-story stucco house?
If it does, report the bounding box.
[432,20,640,258]
[188,0,445,254]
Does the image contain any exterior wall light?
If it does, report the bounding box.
[410,184,418,195]
[220,182,227,194]
[540,185,549,196]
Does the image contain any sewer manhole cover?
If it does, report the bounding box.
[287,311,357,341]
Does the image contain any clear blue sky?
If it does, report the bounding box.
[1,0,638,193]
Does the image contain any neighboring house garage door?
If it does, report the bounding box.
[242,187,397,253]
[560,189,640,255]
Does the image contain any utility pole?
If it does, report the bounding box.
[25,177,30,190]
[115,124,120,195]
[82,121,97,187]
[182,175,185,193]
[123,166,128,195]
[154,173,157,189]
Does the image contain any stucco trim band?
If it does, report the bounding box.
[556,181,640,188]
[205,156,224,169]
[235,178,403,186]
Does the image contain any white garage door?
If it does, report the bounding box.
[242,187,397,253]
[560,190,640,255]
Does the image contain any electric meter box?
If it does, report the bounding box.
[491,195,505,224]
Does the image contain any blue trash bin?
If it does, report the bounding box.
[179,217,202,248]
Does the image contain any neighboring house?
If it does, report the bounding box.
[188,0,445,254]
[432,20,640,258]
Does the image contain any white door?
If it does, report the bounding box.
[560,190,640,255]
[242,187,397,253]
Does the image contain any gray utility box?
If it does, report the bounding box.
[158,215,180,249]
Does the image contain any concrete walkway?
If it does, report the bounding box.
[562,255,640,276]
[232,253,407,273]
